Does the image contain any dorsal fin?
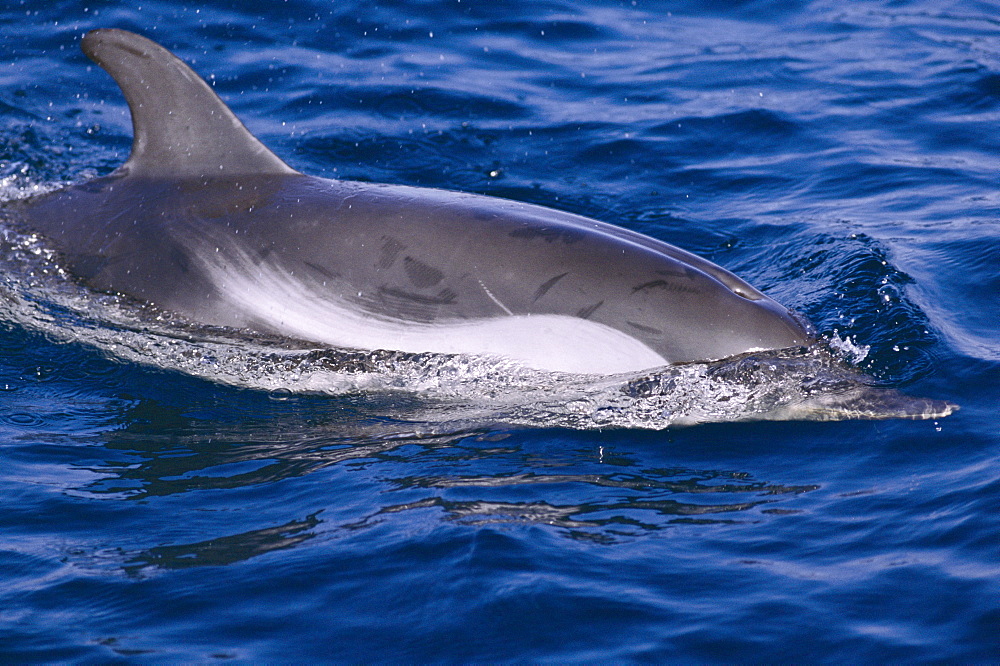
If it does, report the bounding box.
[81,29,298,179]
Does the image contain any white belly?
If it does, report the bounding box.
[202,253,668,376]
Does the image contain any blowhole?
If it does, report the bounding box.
[731,285,762,301]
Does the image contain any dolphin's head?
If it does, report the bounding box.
[622,255,815,364]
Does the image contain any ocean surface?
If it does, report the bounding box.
[1,0,998,661]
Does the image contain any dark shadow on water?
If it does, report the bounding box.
[124,513,321,574]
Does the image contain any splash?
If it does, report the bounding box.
[827,331,870,364]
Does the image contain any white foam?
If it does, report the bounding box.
[828,331,870,364]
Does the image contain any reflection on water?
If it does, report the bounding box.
[351,469,818,540]
[84,396,488,499]
[72,400,822,566]
[125,514,321,573]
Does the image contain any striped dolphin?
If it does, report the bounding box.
[10,29,813,375]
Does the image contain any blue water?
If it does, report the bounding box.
[1,0,999,661]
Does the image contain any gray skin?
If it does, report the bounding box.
[9,29,813,371]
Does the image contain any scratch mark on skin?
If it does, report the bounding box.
[403,256,444,287]
[627,320,663,335]
[479,279,514,315]
[376,237,406,269]
[577,301,603,319]
[533,272,569,302]
[632,279,699,296]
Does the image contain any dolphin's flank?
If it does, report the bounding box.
[10,28,814,375]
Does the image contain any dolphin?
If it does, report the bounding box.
[7,28,813,375]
